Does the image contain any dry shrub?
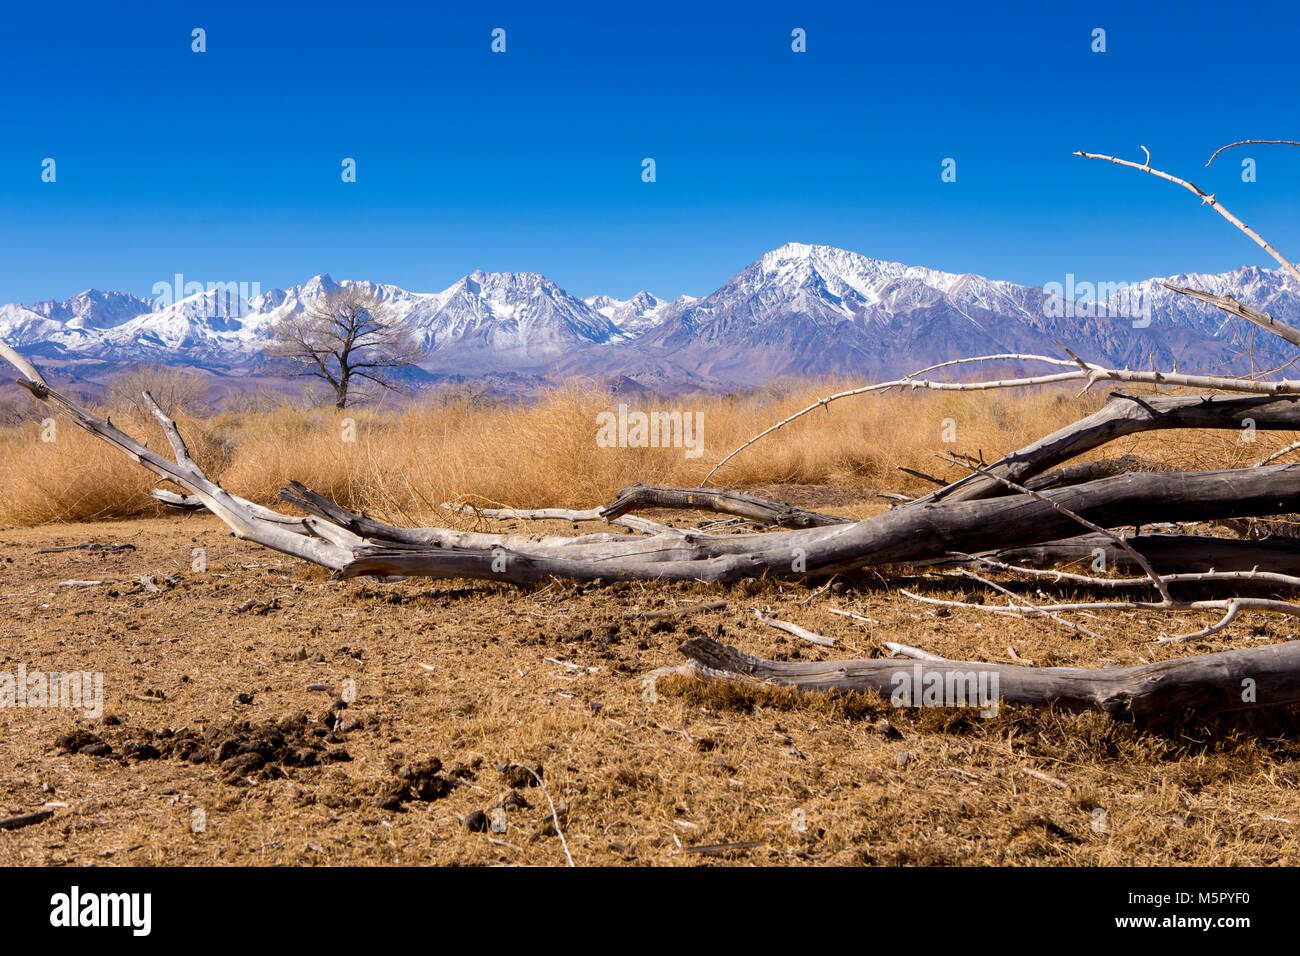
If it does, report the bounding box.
[0,419,159,523]
[4,377,1298,527]
[103,364,211,421]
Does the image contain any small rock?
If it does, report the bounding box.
[291,647,308,661]
[896,751,910,768]
[874,719,903,740]
[465,810,489,833]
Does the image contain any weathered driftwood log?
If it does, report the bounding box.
[336,466,1300,582]
[676,637,1300,718]
[987,532,1300,574]
[919,392,1300,504]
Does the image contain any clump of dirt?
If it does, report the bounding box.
[54,709,357,785]
[373,756,456,811]
[56,708,466,813]
[501,761,543,788]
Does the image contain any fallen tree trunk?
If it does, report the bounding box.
[987,532,1300,574]
[676,637,1300,718]
[918,392,1300,504]
[336,466,1300,581]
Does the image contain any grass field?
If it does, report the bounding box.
[1,378,1290,528]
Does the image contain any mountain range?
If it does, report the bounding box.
[3,242,1298,395]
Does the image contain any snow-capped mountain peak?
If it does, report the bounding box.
[583,290,672,336]
[4,245,1298,391]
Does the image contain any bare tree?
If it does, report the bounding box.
[265,286,422,409]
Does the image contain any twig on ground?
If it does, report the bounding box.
[507,763,574,867]
[1019,767,1070,790]
[0,809,55,830]
[952,568,1103,639]
[753,609,836,647]
[881,641,948,661]
[1258,441,1300,467]
[797,578,836,606]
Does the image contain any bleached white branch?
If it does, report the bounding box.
[1076,148,1300,287]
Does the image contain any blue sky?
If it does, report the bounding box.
[1,0,1297,304]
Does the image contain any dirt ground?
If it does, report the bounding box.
[3,487,1300,866]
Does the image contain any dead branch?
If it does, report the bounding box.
[960,551,1300,592]
[881,641,946,661]
[951,568,1102,638]
[442,501,684,537]
[1257,442,1300,467]
[704,361,1300,486]
[940,453,1172,603]
[987,533,1300,575]
[34,542,136,554]
[677,636,1300,718]
[0,809,55,831]
[1162,283,1300,349]
[1075,148,1300,287]
[600,484,847,528]
[1018,456,1171,494]
[444,484,848,533]
[918,392,1300,504]
[753,609,835,647]
[899,586,1300,644]
[1206,140,1300,167]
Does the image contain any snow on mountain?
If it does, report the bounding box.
[624,243,1300,383]
[0,289,157,353]
[583,290,678,336]
[27,290,156,330]
[4,245,1298,390]
[409,270,621,362]
[29,271,621,371]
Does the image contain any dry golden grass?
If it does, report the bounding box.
[6,378,1294,527]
